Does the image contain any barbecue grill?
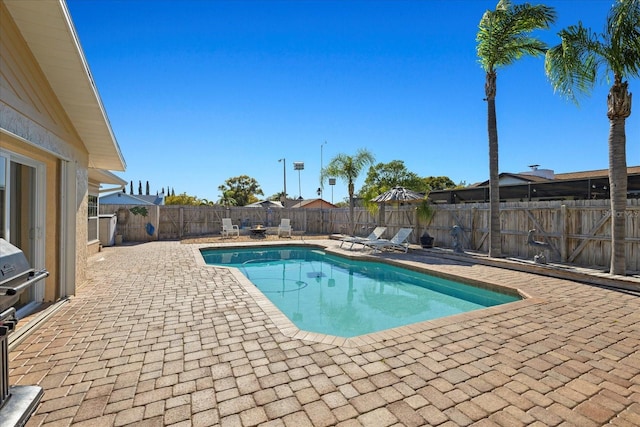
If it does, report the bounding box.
[0,238,49,426]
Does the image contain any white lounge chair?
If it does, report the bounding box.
[221,218,239,238]
[340,226,387,250]
[363,228,413,253]
[278,219,292,237]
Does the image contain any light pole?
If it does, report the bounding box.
[329,178,336,204]
[317,187,322,233]
[278,158,286,205]
[320,141,327,233]
[293,162,304,199]
[320,141,327,198]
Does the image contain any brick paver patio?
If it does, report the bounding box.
[8,240,640,426]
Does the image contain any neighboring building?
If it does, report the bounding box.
[429,165,640,203]
[1,1,126,316]
[100,192,164,206]
[289,198,338,209]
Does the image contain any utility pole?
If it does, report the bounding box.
[278,158,287,205]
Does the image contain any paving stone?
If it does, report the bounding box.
[264,396,303,419]
[282,411,314,427]
[335,419,364,427]
[547,402,600,427]
[10,240,640,427]
[387,400,427,427]
[113,406,144,426]
[357,407,398,426]
[333,404,359,422]
[527,405,564,426]
[321,390,349,409]
[488,409,528,427]
[240,407,269,426]
[217,395,255,417]
[274,383,294,399]
[38,393,85,413]
[191,388,215,413]
[575,399,617,424]
[378,385,404,404]
[502,405,537,425]
[303,400,338,426]
[350,391,388,413]
[443,406,474,426]
[309,373,338,394]
[418,385,456,411]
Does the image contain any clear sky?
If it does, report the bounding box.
[66,0,639,204]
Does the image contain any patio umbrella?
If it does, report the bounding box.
[371,187,425,227]
[371,187,425,203]
[245,200,284,208]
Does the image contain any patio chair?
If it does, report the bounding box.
[363,228,413,253]
[339,226,387,250]
[278,219,292,237]
[221,218,239,238]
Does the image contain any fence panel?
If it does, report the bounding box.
[101,198,639,271]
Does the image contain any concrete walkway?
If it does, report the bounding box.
[9,240,640,426]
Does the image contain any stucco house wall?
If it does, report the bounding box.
[1,0,125,313]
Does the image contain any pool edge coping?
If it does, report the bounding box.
[192,241,543,348]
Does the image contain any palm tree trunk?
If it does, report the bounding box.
[486,70,501,258]
[607,78,630,275]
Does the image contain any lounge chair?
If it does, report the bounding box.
[363,228,413,253]
[221,218,239,238]
[278,219,292,237]
[340,226,387,250]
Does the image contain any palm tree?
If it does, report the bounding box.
[217,190,238,207]
[477,0,556,258]
[322,148,375,235]
[545,0,640,275]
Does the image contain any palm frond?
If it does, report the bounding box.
[545,23,601,103]
[606,0,640,78]
[477,1,556,71]
[510,3,557,34]
[322,149,375,187]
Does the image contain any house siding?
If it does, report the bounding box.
[1,2,91,299]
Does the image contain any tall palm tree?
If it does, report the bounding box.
[477,0,556,257]
[322,148,375,235]
[545,0,640,276]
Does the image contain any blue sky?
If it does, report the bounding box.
[67,0,638,204]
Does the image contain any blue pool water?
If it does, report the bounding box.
[201,246,521,337]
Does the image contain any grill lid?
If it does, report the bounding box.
[0,239,49,312]
[0,239,32,284]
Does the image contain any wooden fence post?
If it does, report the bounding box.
[471,207,477,249]
[560,204,567,262]
[179,207,184,239]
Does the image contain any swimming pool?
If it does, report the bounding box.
[201,246,521,337]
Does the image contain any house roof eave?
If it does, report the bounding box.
[4,0,126,172]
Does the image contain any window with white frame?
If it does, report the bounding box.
[88,194,98,241]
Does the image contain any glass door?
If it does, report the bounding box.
[0,151,45,310]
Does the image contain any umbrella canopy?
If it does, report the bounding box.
[371,187,425,203]
[245,200,284,208]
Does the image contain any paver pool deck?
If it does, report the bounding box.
[8,239,640,426]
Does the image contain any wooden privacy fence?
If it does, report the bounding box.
[99,205,371,241]
[101,199,639,271]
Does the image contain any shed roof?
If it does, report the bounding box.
[100,192,163,206]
